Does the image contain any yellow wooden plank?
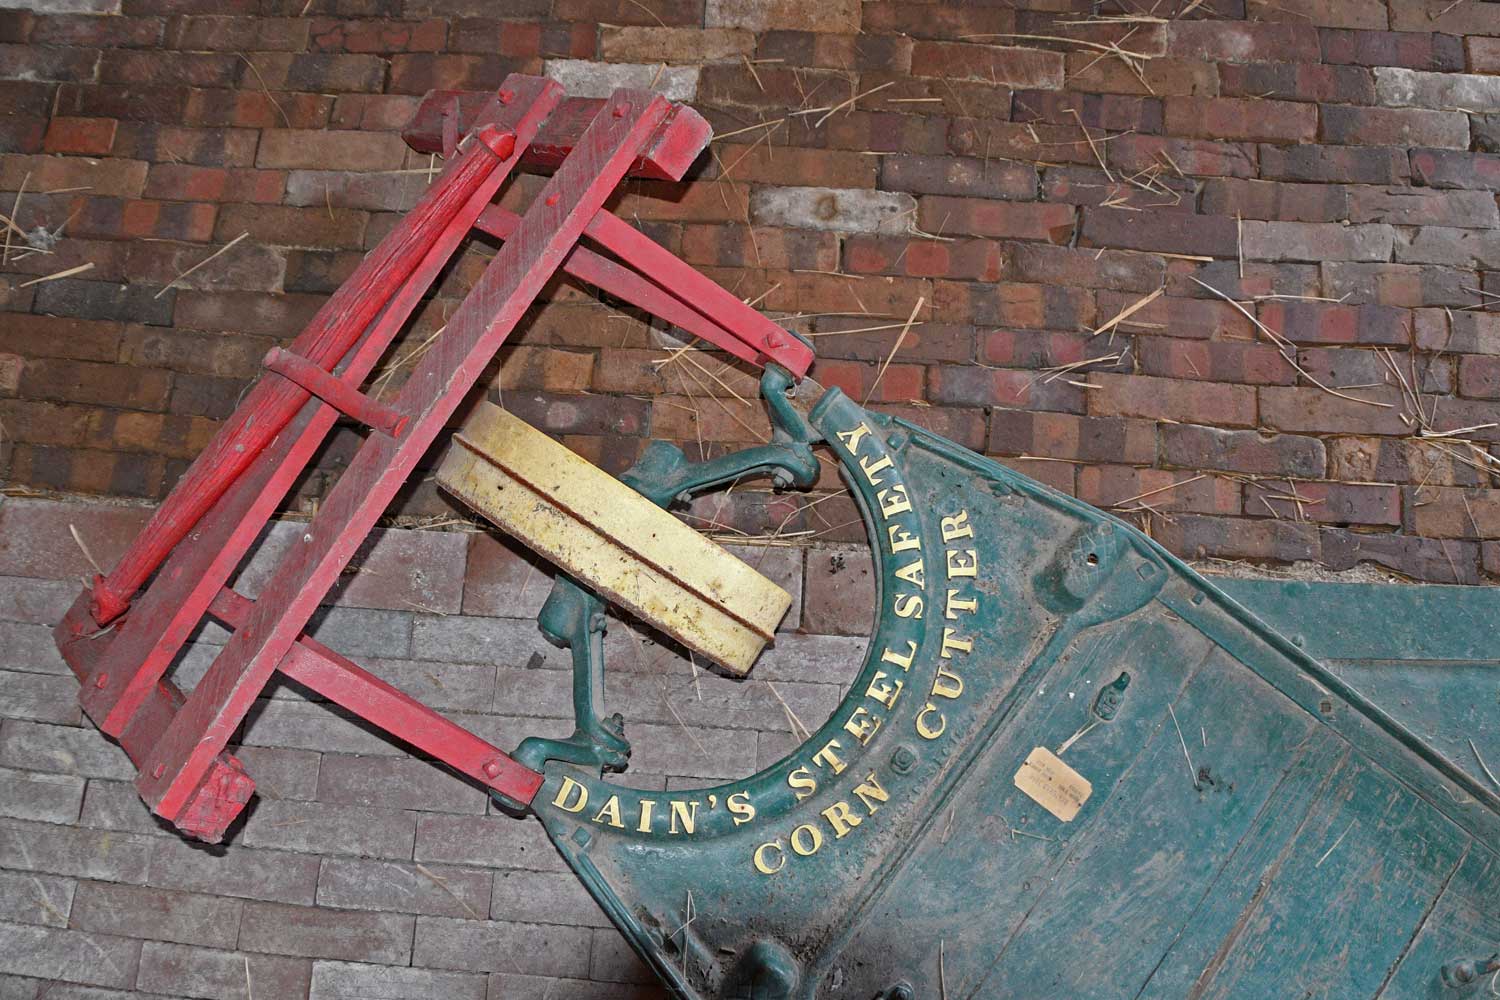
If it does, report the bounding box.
[437,403,791,675]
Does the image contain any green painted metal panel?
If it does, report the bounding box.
[499,374,1498,999]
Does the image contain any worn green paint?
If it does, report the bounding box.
[513,372,1498,999]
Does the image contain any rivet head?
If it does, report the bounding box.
[612,104,628,118]
[545,193,560,206]
[891,744,917,774]
[483,759,503,778]
[498,88,514,104]
[94,673,109,688]
[152,764,166,779]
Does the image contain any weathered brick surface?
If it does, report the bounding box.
[5,0,1500,989]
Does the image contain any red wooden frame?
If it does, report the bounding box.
[51,76,817,844]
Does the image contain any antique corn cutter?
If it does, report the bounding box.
[51,80,1498,999]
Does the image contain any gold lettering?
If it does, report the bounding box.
[637,799,656,833]
[880,641,917,671]
[940,627,974,659]
[945,589,978,619]
[843,705,882,746]
[946,548,978,579]
[893,593,924,619]
[931,662,964,700]
[886,522,921,553]
[592,795,624,829]
[878,483,912,519]
[552,776,588,813]
[941,509,974,542]
[916,702,946,740]
[835,423,871,454]
[727,791,756,826]
[790,823,824,857]
[823,800,863,838]
[669,800,699,836]
[812,739,847,775]
[853,772,891,813]
[893,558,926,588]
[787,766,817,801]
[860,453,895,486]
[754,840,786,875]
[865,670,904,710]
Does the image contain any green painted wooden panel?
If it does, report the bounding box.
[1194,754,1469,999]
[1378,843,1500,999]
[973,651,1328,999]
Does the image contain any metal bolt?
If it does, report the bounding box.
[891,745,917,774]
[94,673,109,688]
[152,764,166,779]
[499,88,515,104]
[483,759,503,778]
[303,533,313,543]
[612,104,629,118]
[545,193,560,206]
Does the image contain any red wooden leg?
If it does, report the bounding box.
[71,75,565,738]
[86,88,534,627]
[134,90,678,823]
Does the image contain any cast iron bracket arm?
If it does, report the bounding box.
[621,365,824,508]
[512,576,631,775]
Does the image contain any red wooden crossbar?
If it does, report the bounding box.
[51,76,818,844]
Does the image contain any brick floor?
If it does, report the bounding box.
[0,496,865,999]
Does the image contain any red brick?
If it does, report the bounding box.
[932,281,1095,330]
[1248,480,1401,525]
[1321,105,1470,148]
[808,109,951,156]
[1321,263,1475,308]
[1079,466,1241,515]
[0,314,123,362]
[1260,143,1408,184]
[811,357,925,404]
[244,51,389,94]
[1299,347,1451,394]
[1260,383,1410,435]
[1156,513,1320,563]
[1258,302,1412,346]
[1009,244,1165,292]
[1107,134,1258,178]
[1218,62,1375,104]
[1349,187,1500,227]
[989,409,1157,465]
[1163,424,1326,477]
[1321,28,1465,71]
[1470,36,1500,74]
[1138,338,1294,385]
[1409,148,1500,191]
[1041,166,1195,212]
[1082,207,1238,258]
[1459,355,1500,398]
[256,128,411,170]
[30,14,164,49]
[1241,221,1394,262]
[41,116,115,155]
[927,364,1086,413]
[173,290,323,336]
[67,197,217,243]
[1200,178,1348,222]
[1064,52,1219,97]
[843,235,1003,281]
[1096,292,1255,341]
[681,224,839,271]
[144,163,285,204]
[863,2,1015,39]
[1091,372,1257,426]
[214,203,367,249]
[164,15,307,50]
[917,197,1075,242]
[1247,0,1388,29]
[910,42,1063,89]
[697,63,847,110]
[99,49,240,87]
[1165,96,1317,143]
[981,329,1132,373]
[1168,21,1321,63]
[0,153,147,198]
[0,42,100,81]
[184,88,334,129]
[1012,90,1164,133]
[18,357,171,411]
[811,317,975,363]
[880,154,1036,200]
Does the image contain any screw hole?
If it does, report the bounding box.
[1086,553,1098,565]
